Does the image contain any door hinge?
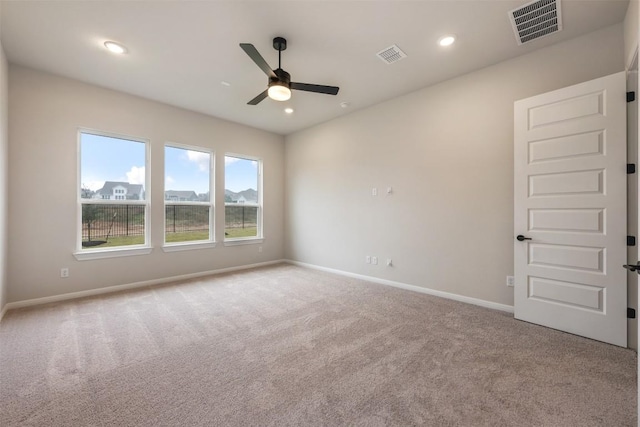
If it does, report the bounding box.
[628,91,636,102]
[628,164,636,174]
[628,308,636,319]
[628,236,636,246]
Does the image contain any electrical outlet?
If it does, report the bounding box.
[258,246,263,253]
[61,268,69,278]
[366,256,371,264]
[372,256,378,265]
[507,276,514,287]
[372,188,378,196]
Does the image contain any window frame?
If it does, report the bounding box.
[162,142,216,252]
[223,152,263,246]
[74,128,152,260]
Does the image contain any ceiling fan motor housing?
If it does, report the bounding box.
[270,68,291,88]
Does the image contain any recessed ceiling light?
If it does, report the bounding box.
[284,108,294,114]
[104,41,127,54]
[438,35,456,47]
[340,102,350,109]
[221,81,231,87]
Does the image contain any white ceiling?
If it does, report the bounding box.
[0,0,629,135]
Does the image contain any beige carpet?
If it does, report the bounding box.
[0,263,636,426]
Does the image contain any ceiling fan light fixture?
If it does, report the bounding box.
[268,82,291,101]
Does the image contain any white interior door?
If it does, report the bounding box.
[514,72,627,347]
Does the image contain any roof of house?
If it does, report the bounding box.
[165,190,199,201]
[98,181,144,196]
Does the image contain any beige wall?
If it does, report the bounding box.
[0,2,8,314]
[285,24,625,308]
[7,66,285,303]
[625,0,639,67]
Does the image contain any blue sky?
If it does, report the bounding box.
[80,133,258,195]
[224,156,258,193]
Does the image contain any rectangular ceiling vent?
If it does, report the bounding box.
[509,0,562,45]
[376,44,407,65]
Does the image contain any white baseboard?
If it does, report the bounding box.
[2,260,286,313]
[285,259,514,314]
[2,259,513,318]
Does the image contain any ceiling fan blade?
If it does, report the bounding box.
[240,43,277,79]
[291,82,339,95]
[247,90,269,105]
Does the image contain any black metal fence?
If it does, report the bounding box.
[81,204,258,242]
[225,205,258,229]
[82,204,145,242]
[165,205,209,233]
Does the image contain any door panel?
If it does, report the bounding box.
[528,243,604,272]
[528,131,603,163]
[529,169,604,196]
[527,276,603,312]
[528,91,603,128]
[514,71,627,347]
[528,208,604,233]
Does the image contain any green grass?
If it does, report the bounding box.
[225,227,257,238]
[82,235,145,248]
[165,231,210,243]
[81,228,258,249]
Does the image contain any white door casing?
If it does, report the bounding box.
[514,72,627,347]
[626,52,638,352]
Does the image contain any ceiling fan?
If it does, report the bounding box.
[239,37,339,105]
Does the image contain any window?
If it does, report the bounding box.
[164,144,213,246]
[225,154,261,240]
[78,130,149,255]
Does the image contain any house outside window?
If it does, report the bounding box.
[77,130,150,257]
[225,154,262,241]
[164,144,214,246]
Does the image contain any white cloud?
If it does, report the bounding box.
[225,156,239,165]
[187,151,210,172]
[225,156,257,168]
[166,175,175,186]
[81,181,105,191]
[126,166,145,185]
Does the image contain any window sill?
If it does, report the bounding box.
[223,238,264,247]
[162,241,217,252]
[74,246,153,261]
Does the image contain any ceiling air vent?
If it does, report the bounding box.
[509,0,562,45]
[376,44,407,64]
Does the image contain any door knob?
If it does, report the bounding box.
[623,263,640,272]
[516,235,532,241]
